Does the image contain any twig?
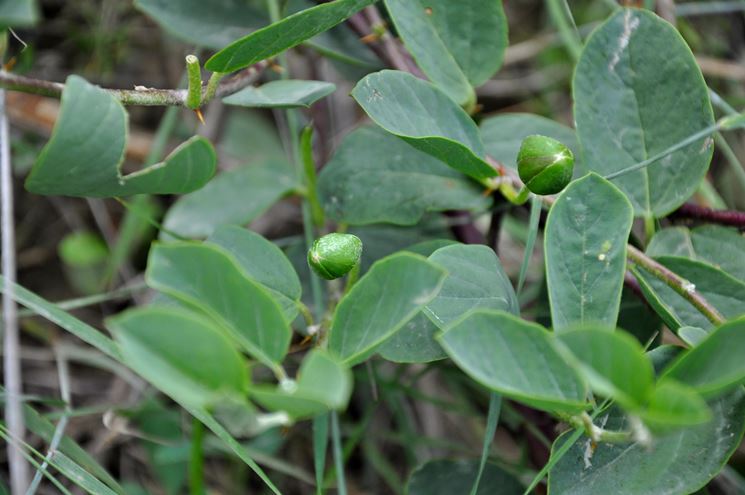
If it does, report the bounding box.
[669,203,745,229]
[0,62,267,107]
[1,89,28,494]
[627,244,725,325]
[363,6,411,72]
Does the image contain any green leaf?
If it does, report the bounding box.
[647,225,745,283]
[480,113,581,172]
[438,310,588,413]
[548,389,745,495]
[134,0,267,49]
[318,127,490,225]
[633,256,745,331]
[0,0,37,27]
[573,8,714,217]
[162,159,298,239]
[47,452,119,495]
[328,252,447,365]
[556,328,654,410]
[108,307,248,408]
[639,379,711,430]
[383,0,508,105]
[661,317,745,398]
[146,243,292,366]
[25,76,215,197]
[251,350,352,419]
[377,313,446,363]
[678,326,707,347]
[351,70,497,182]
[545,174,634,331]
[350,220,453,272]
[223,80,336,109]
[205,0,375,72]
[206,226,302,322]
[425,244,519,326]
[407,459,523,495]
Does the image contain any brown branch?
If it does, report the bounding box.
[670,203,745,229]
[627,245,726,325]
[0,62,267,107]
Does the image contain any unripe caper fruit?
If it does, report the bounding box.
[307,233,363,280]
[517,135,574,195]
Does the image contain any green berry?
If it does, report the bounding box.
[517,135,574,195]
[307,233,363,280]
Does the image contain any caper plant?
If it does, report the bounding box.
[1,1,745,494]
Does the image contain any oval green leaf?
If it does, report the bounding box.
[146,243,292,367]
[328,252,447,365]
[109,307,248,408]
[351,70,497,183]
[556,327,654,410]
[573,8,714,217]
[25,76,215,198]
[639,379,711,430]
[206,226,302,322]
[378,243,518,364]
[205,0,375,72]
[545,174,633,331]
[661,317,745,398]
[425,244,519,325]
[383,0,508,105]
[376,313,445,363]
[318,127,490,225]
[223,80,336,109]
[161,159,298,239]
[438,310,588,413]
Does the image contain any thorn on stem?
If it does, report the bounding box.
[194,108,205,125]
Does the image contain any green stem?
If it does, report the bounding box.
[546,0,582,61]
[204,71,225,103]
[301,126,326,227]
[268,0,325,319]
[17,282,148,318]
[113,197,188,241]
[500,182,530,205]
[189,418,205,495]
[343,262,360,296]
[573,413,632,443]
[330,411,347,495]
[185,55,202,109]
[713,132,745,194]
[643,215,656,246]
[627,244,725,325]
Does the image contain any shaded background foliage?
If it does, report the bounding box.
[1,0,745,494]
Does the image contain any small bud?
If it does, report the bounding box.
[308,233,363,280]
[517,135,574,195]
